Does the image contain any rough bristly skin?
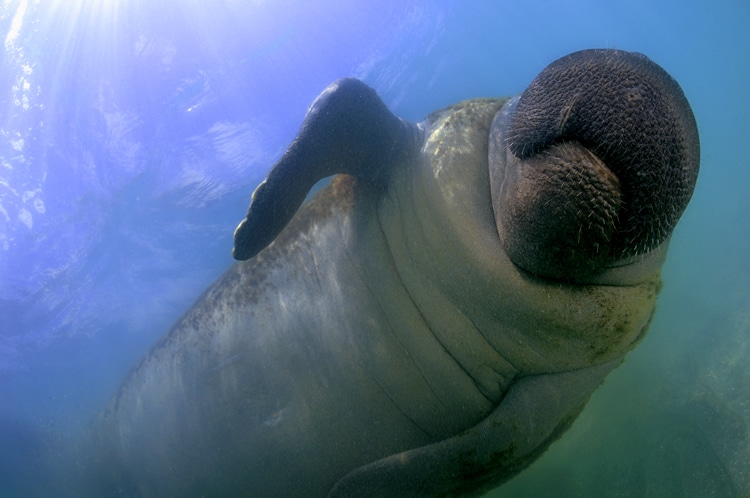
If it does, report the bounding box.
[68,50,698,497]
[498,50,699,279]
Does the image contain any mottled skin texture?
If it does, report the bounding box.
[74,50,698,497]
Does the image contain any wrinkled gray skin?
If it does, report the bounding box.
[72,50,699,497]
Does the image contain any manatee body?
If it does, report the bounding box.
[77,49,699,497]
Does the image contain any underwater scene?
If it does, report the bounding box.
[1,0,748,496]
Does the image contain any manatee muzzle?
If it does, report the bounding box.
[489,49,700,281]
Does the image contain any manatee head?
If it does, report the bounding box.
[489,49,699,282]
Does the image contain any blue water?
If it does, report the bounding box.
[1,0,748,495]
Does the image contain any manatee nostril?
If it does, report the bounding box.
[505,49,699,261]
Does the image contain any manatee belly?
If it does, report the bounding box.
[86,179,498,497]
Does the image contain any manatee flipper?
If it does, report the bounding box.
[328,360,618,498]
[233,78,419,260]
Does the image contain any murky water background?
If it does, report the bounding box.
[1,0,748,495]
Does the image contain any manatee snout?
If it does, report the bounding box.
[489,49,700,281]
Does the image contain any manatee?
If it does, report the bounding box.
[73,49,699,497]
